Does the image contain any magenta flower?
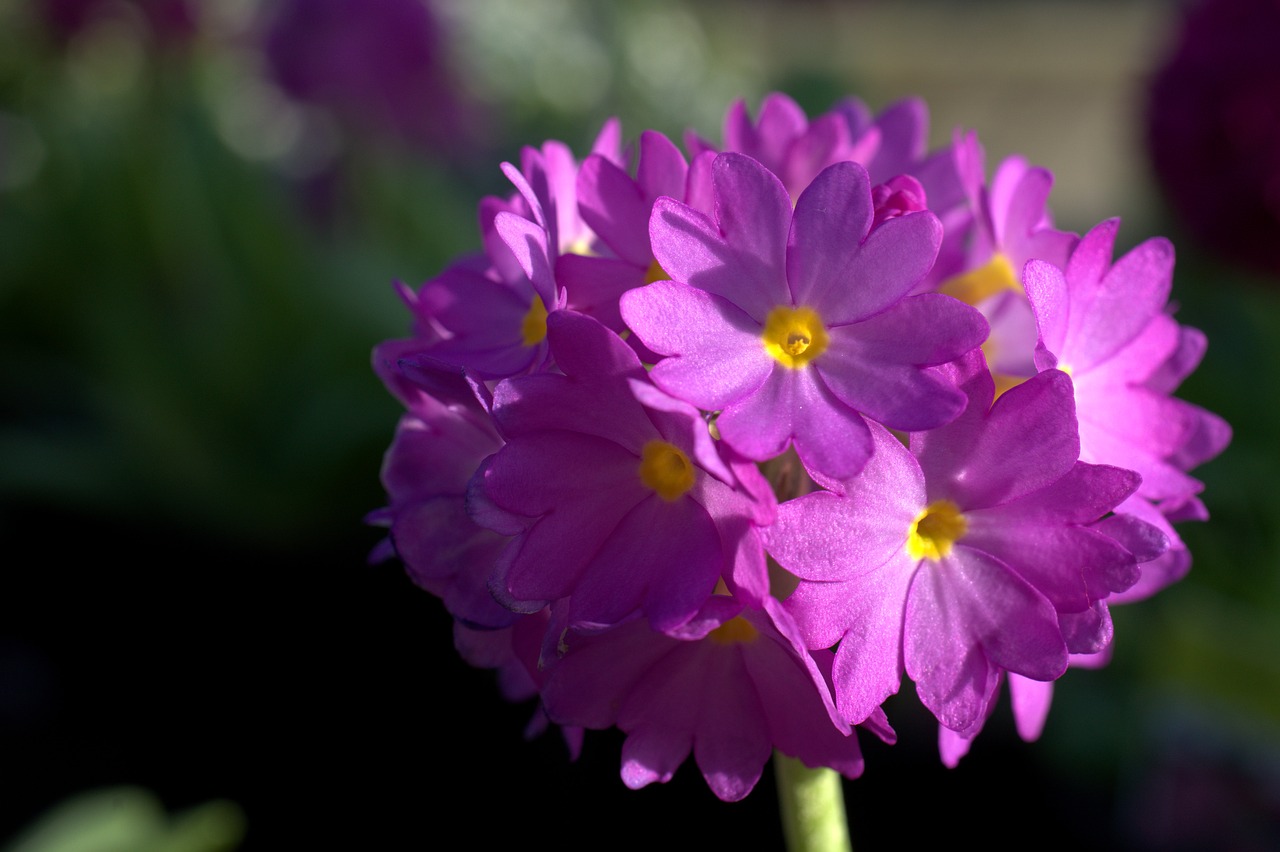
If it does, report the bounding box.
[1024,218,1232,508]
[483,121,623,260]
[540,596,892,801]
[407,121,626,377]
[688,93,934,200]
[689,94,978,287]
[367,348,514,628]
[770,351,1159,733]
[469,311,774,633]
[402,161,561,380]
[557,130,713,347]
[621,153,988,480]
[263,0,473,152]
[937,153,1078,385]
[691,92,871,198]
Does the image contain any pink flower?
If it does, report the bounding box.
[622,154,987,479]
[540,596,892,801]
[1024,218,1232,510]
[469,311,774,633]
[770,351,1160,734]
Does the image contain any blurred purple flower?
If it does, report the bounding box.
[38,0,196,47]
[263,0,473,152]
[1147,0,1280,277]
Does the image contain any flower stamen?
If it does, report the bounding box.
[521,295,548,346]
[906,500,968,561]
[763,306,829,369]
[939,253,1019,305]
[644,258,670,285]
[709,616,759,645]
[638,440,695,501]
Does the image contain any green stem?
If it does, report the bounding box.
[774,753,852,852]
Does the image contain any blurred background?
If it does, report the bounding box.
[1,0,1277,849]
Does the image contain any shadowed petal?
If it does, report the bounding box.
[569,494,722,633]
[624,280,772,410]
[819,295,984,431]
[577,154,652,266]
[913,365,1080,509]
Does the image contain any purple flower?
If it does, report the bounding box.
[367,349,514,628]
[540,596,892,801]
[367,89,1232,795]
[937,494,1171,765]
[468,311,774,634]
[400,160,562,380]
[557,130,713,349]
[406,122,625,376]
[484,121,623,260]
[770,351,1158,733]
[621,153,988,479]
[937,153,1078,386]
[688,93,933,200]
[1024,218,1232,508]
[263,0,473,152]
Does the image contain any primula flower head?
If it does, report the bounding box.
[369,90,1229,799]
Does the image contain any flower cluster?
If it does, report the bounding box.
[370,93,1230,799]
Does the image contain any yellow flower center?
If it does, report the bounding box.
[991,371,1028,400]
[644,258,670,285]
[762,306,829,369]
[520,295,548,346]
[980,334,1029,400]
[939,253,1019,306]
[638,440,695,501]
[708,615,759,645]
[906,500,968,561]
[566,236,596,257]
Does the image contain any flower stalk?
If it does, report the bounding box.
[775,753,852,852]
